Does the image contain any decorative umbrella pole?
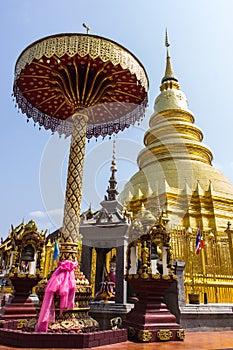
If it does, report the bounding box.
[13,32,148,331]
[60,111,88,261]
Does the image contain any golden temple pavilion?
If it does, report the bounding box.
[120,32,233,303]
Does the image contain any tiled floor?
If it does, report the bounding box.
[0,331,233,350]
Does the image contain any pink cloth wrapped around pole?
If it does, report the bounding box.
[36,260,77,332]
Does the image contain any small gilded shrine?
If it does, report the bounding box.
[0,220,46,279]
[123,210,185,343]
[126,207,171,277]
[0,220,46,320]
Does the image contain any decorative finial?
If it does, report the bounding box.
[165,28,170,48]
[161,28,179,88]
[106,137,118,201]
[82,23,90,34]
[112,138,116,165]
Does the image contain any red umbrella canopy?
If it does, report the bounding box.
[13,33,148,138]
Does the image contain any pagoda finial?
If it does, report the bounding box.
[82,23,90,34]
[106,138,118,201]
[165,27,170,48]
[161,29,179,87]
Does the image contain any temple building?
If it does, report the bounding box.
[120,32,233,303]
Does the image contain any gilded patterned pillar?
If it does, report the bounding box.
[90,248,97,297]
[60,113,88,262]
[43,239,52,278]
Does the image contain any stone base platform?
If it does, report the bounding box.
[180,304,233,331]
[0,320,128,348]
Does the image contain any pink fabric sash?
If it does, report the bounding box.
[35,260,77,332]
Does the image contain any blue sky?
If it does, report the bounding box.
[1,1,233,238]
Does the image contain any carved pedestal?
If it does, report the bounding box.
[2,275,40,320]
[35,269,99,333]
[123,275,185,342]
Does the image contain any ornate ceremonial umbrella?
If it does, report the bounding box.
[13,33,148,264]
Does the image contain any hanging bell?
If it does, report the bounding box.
[21,244,35,262]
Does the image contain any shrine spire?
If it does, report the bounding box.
[106,138,119,201]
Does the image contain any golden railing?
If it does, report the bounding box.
[170,226,233,303]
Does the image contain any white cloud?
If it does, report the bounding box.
[29,208,63,231]
[29,208,63,218]
[29,210,47,218]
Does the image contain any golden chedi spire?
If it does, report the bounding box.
[121,30,233,231]
[154,30,188,113]
[120,30,233,304]
[161,29,179,89]
[140,30,213,169]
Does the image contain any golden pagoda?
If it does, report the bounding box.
[121,31,233,303]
